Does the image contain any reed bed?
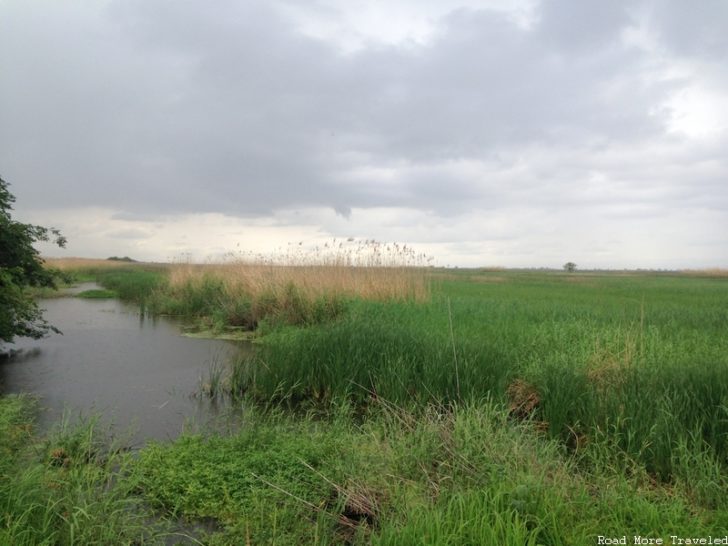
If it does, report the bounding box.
[172,240,430,301]
[42,257,138,270]
[168,261,429,305]
[156,240,431,329]
[232,272,728,481]
[679,267,728,277]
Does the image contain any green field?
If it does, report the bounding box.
[3,266,728,544]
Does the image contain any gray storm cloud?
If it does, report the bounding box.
[1,0,726,266]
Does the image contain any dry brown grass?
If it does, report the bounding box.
[42,257,137,270]
[506,379,541,420]
[169,262,430,303]
[679,268,728,277]
[169,240,432,304]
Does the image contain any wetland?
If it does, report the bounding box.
[2,261,728,544]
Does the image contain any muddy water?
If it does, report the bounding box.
[0,284,246,446]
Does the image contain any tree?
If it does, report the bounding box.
[563,262,577,273]
[0,176,66,345]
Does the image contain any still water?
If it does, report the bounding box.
[0,284,245,446]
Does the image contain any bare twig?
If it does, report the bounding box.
[251,472,358,530]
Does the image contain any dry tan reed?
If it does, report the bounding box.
[679,268,728,277]
[42,257,137,270]
[169,240,432,303]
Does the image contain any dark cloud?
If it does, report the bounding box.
[0,0,726,267]
[536,0,633,50]
[648,0,728,60]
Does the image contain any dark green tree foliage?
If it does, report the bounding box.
[0,176,66,344]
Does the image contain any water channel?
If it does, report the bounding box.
[0,284,246,446]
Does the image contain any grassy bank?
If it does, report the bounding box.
[42,258,166,308]
[134,399,728,544]
[7,394,727,544]
[0,396,166,544]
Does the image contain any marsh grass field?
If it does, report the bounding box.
[2,258,728,544]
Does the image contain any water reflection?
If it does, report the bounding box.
[0,288,248,446]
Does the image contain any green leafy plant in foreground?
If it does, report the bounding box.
[133,400,728,545]
[0,396,166,545]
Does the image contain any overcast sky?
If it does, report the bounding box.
[1,0,726,268]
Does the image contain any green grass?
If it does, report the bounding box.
[50,263,165,303]
[132,400,728,545]
[231,271,728,480]
[75,288,117,299]
[20,266,728,542]
[6,374,727,544]
[0,396,168,545]
[92,268,165,304]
